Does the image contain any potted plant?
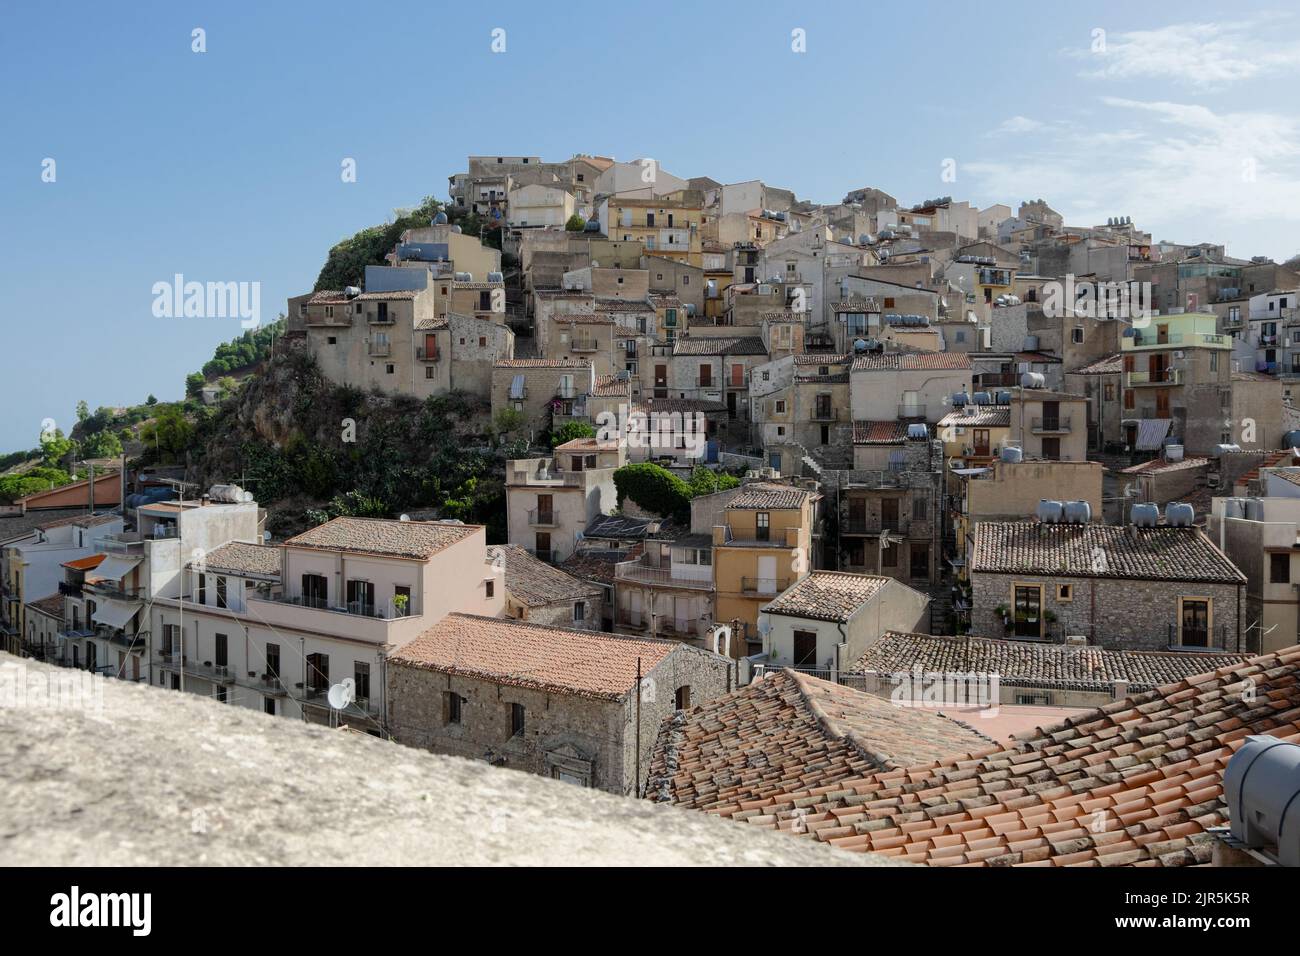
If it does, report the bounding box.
[393,593,409,617]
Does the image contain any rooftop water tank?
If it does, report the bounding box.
[344,286,361,298]
[1020,372,1046,389]
[1224,735,1300,866]
[1222,498,1248,520]
[952,391,969,407]
[1283,430,1300,448]
[454,271,473,282]
[973,391,991,405]
[906,423,929,441]
[208,484,246,503]
[1165,444,1185,462]
[1165,502,1195,527]
[995,390,1012,405]
[451,225,463,234]
[1246,498,1266,521]
[1131,503,1160,527]
[1037,499,1064,524]
[1001,446,1023,463]
[486,271,504,283]
[1063,500,1092,524]
[433,212,448,225]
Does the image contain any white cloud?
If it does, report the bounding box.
[963,98,1300,258]
[992,115,1043,135]
[1075,20,1300,89]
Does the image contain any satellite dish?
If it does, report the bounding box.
[327,678,355,711]
[399,514,410,522]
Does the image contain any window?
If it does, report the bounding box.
[1210,351,1219,372]
[214,633,228,667]
[385,364,395,374]
[426,366,436,379]
[1013,585,1043,638]
[792,631,817,668]
[1104,383,1115,402]
[573,601,586,622]
[912,497,927,520]
[327,336,336,344]
[264,697,276,716]
[775,399,786,414]
[1180,598,1210,647]
[509,702,526,738]
[756,512,770,541]
[266,643,280,680]
[675,685,692,710]
[306,652,329,693]
[1072,327,1084,344]
[486,579,495,598]
[1271,553,1290,584]
[354,662,370,701]
[216,687,228,704]
[1058,584,1072,602]
[446,691,463,724]
[216,576,227,609]
[197,573,206,604]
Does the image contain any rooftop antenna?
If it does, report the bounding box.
[327,678,356,728]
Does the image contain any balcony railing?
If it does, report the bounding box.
[810,408,840,422]
[741,577,790,595]
[615,562,714,590]
[1126,369,1181,387]
[841,518,904,535]
[368,341,391,357]
[367,310,395,325]
[527,509,557,527]
[569,338,600,352]
[1030,416,1072,433]
[897,404,926,419]
[416,346,441,362]
[556,386,577,399]
[305,313,351,328]
[267,594,397,620]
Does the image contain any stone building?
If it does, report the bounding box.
[491,358,595,436]
[968,521,1246,651]
[486,544,602,630]
[386,613,734,795]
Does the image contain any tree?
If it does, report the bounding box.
[40,428,74,468]
[551,421,596,447]
[82,429,123,460]
[564,214,586,232]
[613,462,693,523]
[75,400,89,423]
[145,394,158,406]
[314,196,446,291]
[185,372,206,398]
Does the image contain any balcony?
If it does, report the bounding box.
[1030,416,1072,433]
[1126,369,1182,387]
[569,338,600,352]
[810,407,841,422]
[527,508,558,528]
[416,346,441,362]
[842,518,904,535]
[305,313,351,328]
[264,594,398,621]
[741,577,790,595]
[368,341,391,357]
[556,385,577,400]
[615,562,713,591]
[367,310,395,325]
[897,404,926,419]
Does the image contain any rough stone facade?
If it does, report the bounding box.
[969,572,1242,651]
[386,642,734,796]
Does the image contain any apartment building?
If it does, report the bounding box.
[1119,312,1233,455]
[751,353,854,474]
[1007,387,1089,461]
[849,351,972,424]
[969,521,1245,651]
[667,335,767,424]
[386,613,732,795]
[506,183,575,228]
[711,483,819,650]
[1209,494,1300,653]
[597,191,704,266]
[150,517,505,729]
[491,359,595,435]
[505,439,623,565]
[839,435,944,589]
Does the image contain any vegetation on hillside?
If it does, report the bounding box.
[613,462,740,524]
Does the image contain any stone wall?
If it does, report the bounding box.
[970,572,1241,651]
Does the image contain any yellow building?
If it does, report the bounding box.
[598,190,703,267]
[711,483,819,652]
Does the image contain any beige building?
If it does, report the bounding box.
[491,359,595,435]
[505,439,623,565]
[1008,388,1089,461]
[507,183,576,228]
[850,351,972,424]
[1209,494,1300,653]
[759,572,929,671]
[597,191,704,266]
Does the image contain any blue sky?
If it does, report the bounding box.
[4,0,1299,453]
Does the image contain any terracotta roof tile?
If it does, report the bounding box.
[971,521,1246,583]
[763,572,892,624]
[189,541,281,578]
[853,420,908,445]
[284,517,477,560]
[486,545,599,608]
[391,612,675,700]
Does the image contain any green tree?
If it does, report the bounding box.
[564,214,586,232]
[40,428,74,468]
[314,196,446,291]
[613,462,693,523]
[82,429,123,460]
[185,372,206,398]
[551,421,596,447]
[0,466,74,504]
[75,400,89,423]
[145,394,158,406]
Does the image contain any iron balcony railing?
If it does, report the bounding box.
[416,345,441,362]
[897,404,926,418]
[527,509,557,527]
[741,577,790,595]
[614,562,714,590]
[1030,416,1072,433]
[569,338,600,352]
[368,341,391,357]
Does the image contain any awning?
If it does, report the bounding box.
[1135,418,1172,451]
[93,554,141,582]
[952,467,992,476]
[91,597,141,631]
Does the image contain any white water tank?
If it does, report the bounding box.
[906,423,929,440]
[1225,735,1300,866]
[1222,498,1248,520]
[1164,444,1185,462]
[1131,503,1160,527]
[1165,502,1195,527]
[1001,446,1023,463]
[1020,372,1046,389]
[1245,498,1266,521]
[1036,499,1064,523]
[1063,500,1092,524]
